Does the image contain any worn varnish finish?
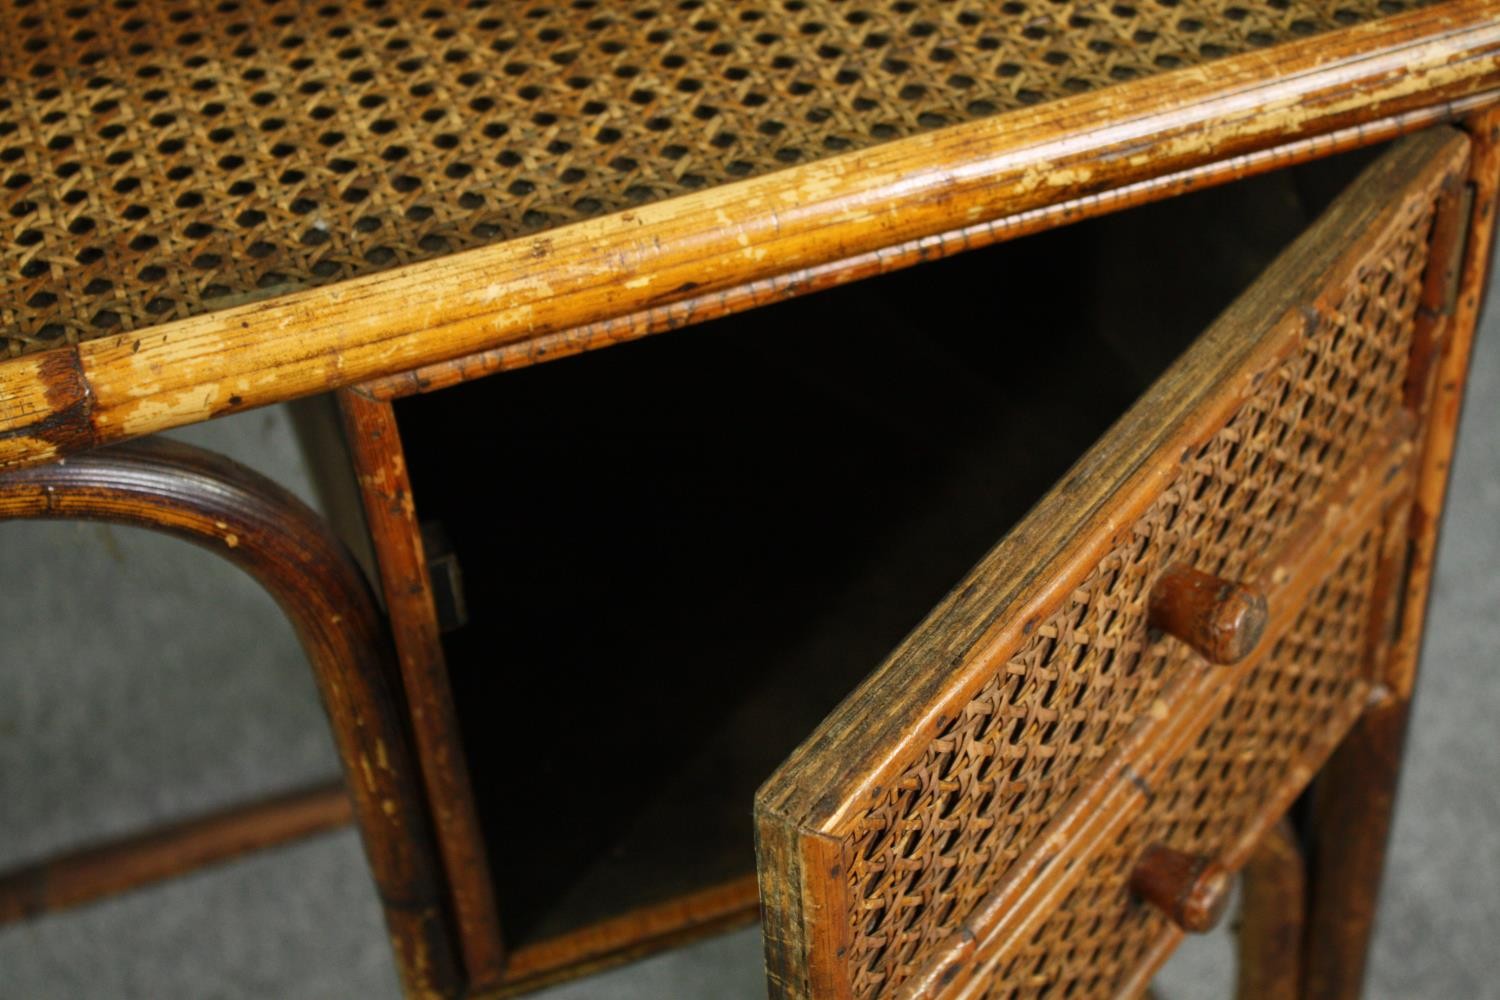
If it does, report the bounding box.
[339,388,505,990]
[755,129,1468,1000]
[0,438,461,999]
[363,91,1500,402]
[1,3,1499,470]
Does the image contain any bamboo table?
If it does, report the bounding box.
[1,0,1497,997]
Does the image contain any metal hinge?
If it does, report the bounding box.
[420,520,469,633]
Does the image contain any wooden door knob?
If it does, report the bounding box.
[1148,564,1267,664]
[1129,844,1232,933]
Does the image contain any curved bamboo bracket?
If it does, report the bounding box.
[0,438,463,999]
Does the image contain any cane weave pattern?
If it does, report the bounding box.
[978,528,1379,998]
[837,192,1435,999]
[0,0,1432,357]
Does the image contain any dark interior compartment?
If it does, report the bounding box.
[393,145,1380,950]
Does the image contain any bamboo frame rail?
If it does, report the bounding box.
[359,89,1500,401]
[0,783,352,925]
[338,389,505,988]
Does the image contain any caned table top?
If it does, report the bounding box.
[0,0,1497,467]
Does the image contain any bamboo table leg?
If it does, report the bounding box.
[1236,819,1306,1000]
[1304,697,1410,1000]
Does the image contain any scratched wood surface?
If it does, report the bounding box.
[1,2,1498,469]
[338,389,506,989]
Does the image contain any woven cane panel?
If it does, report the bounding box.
[978,529,1379,999]
[837,194,1435,1000]
[0,0,1431,357]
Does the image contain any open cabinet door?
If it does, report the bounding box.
[755,127,1475,1000]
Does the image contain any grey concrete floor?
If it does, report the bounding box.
[1,261,1496,997]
